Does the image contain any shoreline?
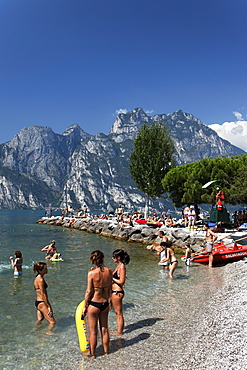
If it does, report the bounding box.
[37,259,246,370]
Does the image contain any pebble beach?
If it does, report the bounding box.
[41,259,247,370]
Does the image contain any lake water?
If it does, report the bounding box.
[0,210,222,369]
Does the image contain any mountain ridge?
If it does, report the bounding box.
[0,108,244,211]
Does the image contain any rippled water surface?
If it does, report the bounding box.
[0,210,223,369]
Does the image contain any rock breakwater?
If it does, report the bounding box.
[37,216,206,250]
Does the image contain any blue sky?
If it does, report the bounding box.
[1,0,247,149]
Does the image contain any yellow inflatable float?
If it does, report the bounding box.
[75,300,90,353]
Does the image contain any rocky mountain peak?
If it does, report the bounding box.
[63,123,91,143]
[109,107,149,142]
[10,126,56,149]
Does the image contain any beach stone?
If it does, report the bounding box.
[171,228,190,241]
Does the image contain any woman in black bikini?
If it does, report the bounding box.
[83,250,112,358]
[33,262,56,331]
[111,249,130,335]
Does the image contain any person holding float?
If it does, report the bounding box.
[83,250,112,359]
[111,249,130,335]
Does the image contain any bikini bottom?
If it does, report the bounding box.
[35,300,45,308]
[170,260,178,265]
[88,300,109,312]
[112,290,124,296]
[14,271,22,276]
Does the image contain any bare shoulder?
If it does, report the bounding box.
[34,274,43,286]
[105,267,112,274]
[88,268,96,277]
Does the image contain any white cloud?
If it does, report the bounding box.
[232,111,244,121]
[209,111,247,151]
[114,108,154,116]
[115,108,128,115]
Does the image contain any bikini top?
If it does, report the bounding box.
[113,270,124,290]
[112,271,123,289]
[113,270,119,279]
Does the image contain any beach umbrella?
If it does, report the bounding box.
[202,180,221,189]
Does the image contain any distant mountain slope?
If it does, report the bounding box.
[0,108,244,210]
[110,108,243,164]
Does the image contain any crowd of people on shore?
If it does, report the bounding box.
[232,210,247,227]
[51,204,200,231]
[45,185,247,233]
[51,202,247,232]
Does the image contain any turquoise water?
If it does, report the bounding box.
[0,210,221,369]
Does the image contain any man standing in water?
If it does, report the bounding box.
[204,224,218,267]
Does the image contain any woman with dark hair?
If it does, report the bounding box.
[83,250,112,359]
[33,262,56,331]
[111,249,130,335]
[10,250,23,276]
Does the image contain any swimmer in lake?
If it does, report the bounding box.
[41,240,57,260]
[10,251,23,277]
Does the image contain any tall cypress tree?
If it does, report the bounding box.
[129,121,175,217]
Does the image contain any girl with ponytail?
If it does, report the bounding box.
[111,249,130,335]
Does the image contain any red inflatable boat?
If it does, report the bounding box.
[190,241,247,265]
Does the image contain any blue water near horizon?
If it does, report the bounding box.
[0,209,223,369]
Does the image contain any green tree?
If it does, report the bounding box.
[129,121,175,216]
[162,155,247,213]
[228,154,247,204]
